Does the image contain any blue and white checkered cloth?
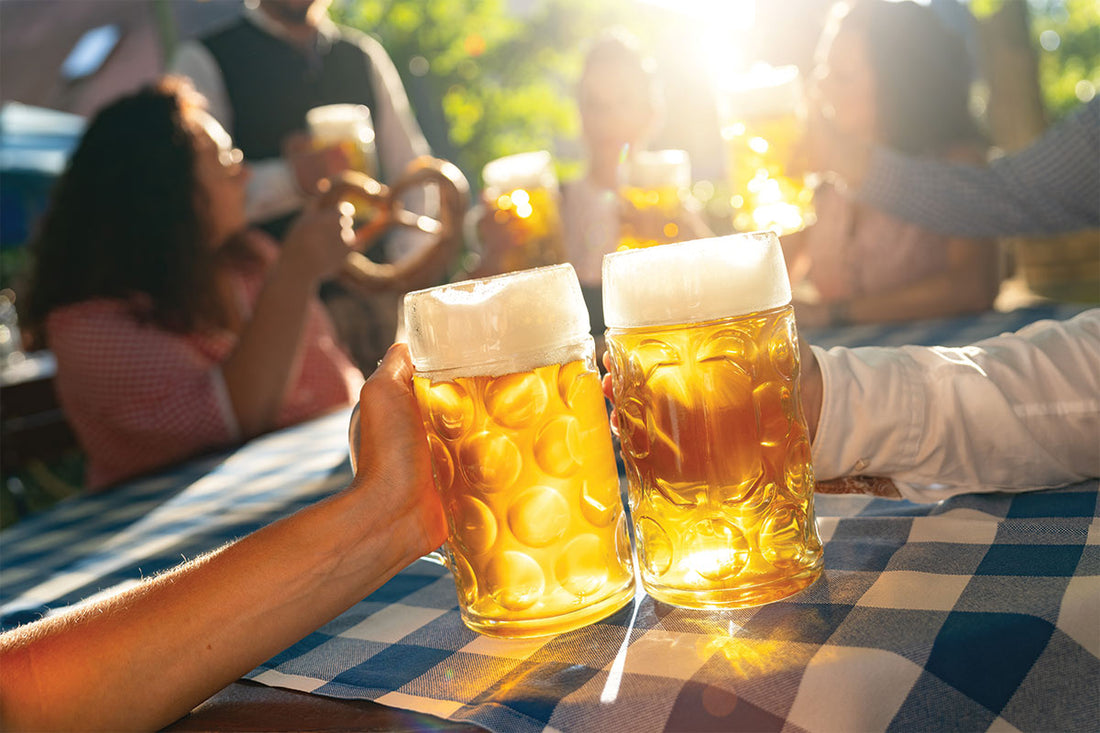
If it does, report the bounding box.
[2,306,1097,732]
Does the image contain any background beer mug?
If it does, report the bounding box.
[306,103,380,178]
[479,151,566,273]
[603,233,823,609]
[398,264,634,637]
[719,66,814,235]
[618,149,692,250]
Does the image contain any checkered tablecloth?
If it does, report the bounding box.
[2,306,1097,732]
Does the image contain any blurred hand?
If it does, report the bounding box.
[349,343,447,552]
[468,196,522,278]
[281,196,356,282]
[283,131,352,196]
[793,92,872,186]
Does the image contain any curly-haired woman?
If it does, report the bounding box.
[24,77,363,490]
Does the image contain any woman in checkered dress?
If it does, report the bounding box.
[23,77,364,490]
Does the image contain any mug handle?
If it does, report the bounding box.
[347,403,448,567]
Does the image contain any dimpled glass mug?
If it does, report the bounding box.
[603,232,823,609]
[392,264,634,637]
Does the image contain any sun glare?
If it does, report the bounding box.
[636,0,756,88]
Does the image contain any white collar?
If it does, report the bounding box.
[243,4,339,47]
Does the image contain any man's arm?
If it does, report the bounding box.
[810,309,1100,501]
[845,99,1100,237]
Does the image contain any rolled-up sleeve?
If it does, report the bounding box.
[811,309,1100,501]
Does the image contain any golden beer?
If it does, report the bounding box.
[404,265,634,637]
[619,150,693,250]
[603,234,822,609]
[719,66,814,235]
[482,151,566,272]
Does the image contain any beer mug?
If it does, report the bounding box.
[400,264,635,637]
[618,149,692,250]
[480,151,566,273]
[306,103,380,178]
[603,233,823,609]
[719,66,814,235]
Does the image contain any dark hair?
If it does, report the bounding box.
[25,76,226,342]
[837,0,984,155]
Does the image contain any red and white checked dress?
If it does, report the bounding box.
[47,234,363,490]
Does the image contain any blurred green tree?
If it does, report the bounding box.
[333,0,635,187]
[971,0,1099,122]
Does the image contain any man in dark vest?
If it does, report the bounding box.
[173,0,435,373]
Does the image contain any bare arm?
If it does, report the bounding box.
[0,344,447,732]
[840,235,1000,324]
[220,201,356,437]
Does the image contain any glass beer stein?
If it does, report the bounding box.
[480,151,566,273]
[618,149,693,250]
[602,233,823,609]
[306,103,380,178]
[401,264,635,637]
[719,66,815,236]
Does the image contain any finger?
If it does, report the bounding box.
[372,342,415,389]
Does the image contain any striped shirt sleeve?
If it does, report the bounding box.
[856,98,1100,237]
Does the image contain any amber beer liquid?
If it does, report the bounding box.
[482,151,566,272]
[603,233,822,609]
[719,66,814,235]
[404,265,634,637]
[619,149,692,250]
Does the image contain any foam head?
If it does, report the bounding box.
[602,232,792,329]
[306,103,375,146]
[404,264,591,376]
[625,149,691,189]
[482,151,557,194]
[719,65,803,120]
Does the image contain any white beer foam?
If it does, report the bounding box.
[404,264,591,376]
[306,104,374,145]
[625,150,691,189]
[602,232,792,329]
[720,65,802,120]
[482,150,556,192]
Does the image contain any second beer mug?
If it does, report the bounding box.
[603,233,823,609]
[404,265,635,637]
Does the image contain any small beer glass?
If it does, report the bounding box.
[306,103,379,178]
[618,149,692,250]
[719,66,814,235]
[480,151,566,272]
[603,233,823,609]
[403,264,635,637]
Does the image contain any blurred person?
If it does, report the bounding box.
[782,0,1001,328]
[470,30,711,339]
[809,95,1100,238]
[173,0,442,374]
[23,78,365,491]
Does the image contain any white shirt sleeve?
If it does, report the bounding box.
[355,33,436,260]
[811,309,1100,502]
[171,40,304,223]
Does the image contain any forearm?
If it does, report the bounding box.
[811,310,1100,500]
[221,255,318,436]
[0,481,429,732]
